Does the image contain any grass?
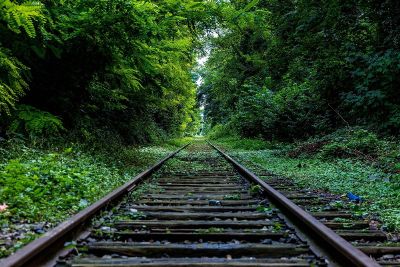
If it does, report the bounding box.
[212,136,400,231]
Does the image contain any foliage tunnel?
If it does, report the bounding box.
[1,0,400,143]
[0,0,215,143]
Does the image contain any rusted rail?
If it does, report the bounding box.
[209,142,381,267]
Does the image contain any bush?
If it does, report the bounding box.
[8,105,64,138]
[209,136,274,151]
[346,129,380,153]
[208,124,237,140]
[164,137,194,148]
[320,128,381,158]
[223,138,270,150]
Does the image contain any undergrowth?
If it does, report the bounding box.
[0,137,187,257]
[210,136,277,151]
[0,139,184,222]
[211,128,400,231]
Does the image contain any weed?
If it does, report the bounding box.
[223,194,241,200]
[129,182,163,201]
[273,222,282,232]
[256,205,272,213]
[250,184,262,196]
[332,218,353,223]
[196,227,225,234]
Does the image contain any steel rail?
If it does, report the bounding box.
[1,143,190,267]
[209,142,380,267]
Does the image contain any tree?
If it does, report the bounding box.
[0,0,45,114]
[201,0,400,139]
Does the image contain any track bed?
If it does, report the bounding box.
[63,143,325,266]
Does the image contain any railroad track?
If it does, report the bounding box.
[1,142,399,267]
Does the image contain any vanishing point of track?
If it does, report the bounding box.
[1,142,396,266]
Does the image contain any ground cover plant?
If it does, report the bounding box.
[213,131,400,231]
[0,138,187,257]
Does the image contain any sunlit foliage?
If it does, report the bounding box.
[1,0,211,142]
[0,0,45,114]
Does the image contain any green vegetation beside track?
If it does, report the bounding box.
[211,130,400,232]
[0,137,191,257]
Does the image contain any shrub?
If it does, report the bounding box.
[320,128,382,158]
[164,137,193,148]
[8,105,64,138]
[346,129,380,153]
[224,138,270,150]
[208,124,236,140]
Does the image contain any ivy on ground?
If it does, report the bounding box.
[215,137,400,231]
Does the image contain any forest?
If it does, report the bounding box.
[200,0,400,139]
[1,0,400,261]
[0,0,209,144]
[1,1,400,142]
